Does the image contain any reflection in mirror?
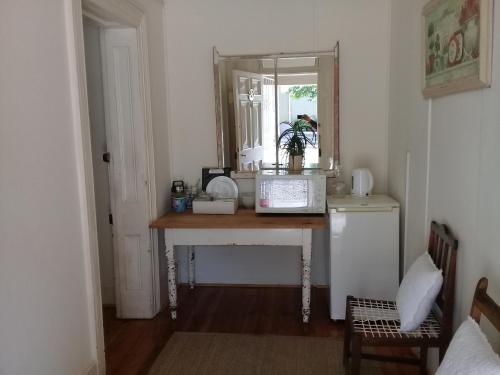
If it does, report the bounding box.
[215,57,276,171]
[214,47,338,172]
[277,57,319,169]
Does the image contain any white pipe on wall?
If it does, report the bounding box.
[424,100,432,241]
[403,151,411,278]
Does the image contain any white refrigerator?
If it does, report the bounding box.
[328,195,400,320]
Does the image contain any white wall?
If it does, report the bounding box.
[0,0,173,372]
[164,0,391,192]
[83,18,116,306]
[388,0,500,369]
[164,0,392,285]
[0,1,94,374]
[290,97,318,123]
[388,0,430,275]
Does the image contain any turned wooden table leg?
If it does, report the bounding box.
[165,229,177,320]
[302,229,312,323]
[188,245,195,290]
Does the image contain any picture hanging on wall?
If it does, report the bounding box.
[422,0,493,98]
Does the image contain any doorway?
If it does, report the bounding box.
[83,17,115,308]
[83,16,157,320]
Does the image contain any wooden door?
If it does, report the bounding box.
[101,28,154,318]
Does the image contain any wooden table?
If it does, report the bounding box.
[151,209,326,323]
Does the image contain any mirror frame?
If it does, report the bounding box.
[213,44,340,170]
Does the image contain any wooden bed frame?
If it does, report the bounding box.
[470,277,500,332]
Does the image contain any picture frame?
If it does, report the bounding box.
[422,0,493,98]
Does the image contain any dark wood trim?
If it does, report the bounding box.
[427,221,458,348]
[470,277,500,331]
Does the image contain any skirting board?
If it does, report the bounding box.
[80,361,98,375]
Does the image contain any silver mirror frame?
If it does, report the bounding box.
[213,48,225,167]
[213,43,340,170]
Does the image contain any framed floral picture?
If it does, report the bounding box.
[422,0,493,98]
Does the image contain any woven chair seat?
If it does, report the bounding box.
[348,297,441,339]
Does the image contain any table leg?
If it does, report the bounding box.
[188,246,195,290]
[301,229,312,323]
[165,229,177,320]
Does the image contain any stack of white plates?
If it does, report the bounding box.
[206,176,238,200]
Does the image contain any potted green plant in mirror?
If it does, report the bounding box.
[277,119,317,171]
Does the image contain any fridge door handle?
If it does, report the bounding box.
[332,207,394,213]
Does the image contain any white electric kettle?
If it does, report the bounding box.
[351,168,374,197]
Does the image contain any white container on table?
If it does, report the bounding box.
[192,198,237,215]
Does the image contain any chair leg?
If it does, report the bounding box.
[419,345,428,375]
[343,298,352,366]
[343,319,351,365]
[350,335,362,375]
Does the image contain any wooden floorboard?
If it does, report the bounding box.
[103,286,418,375]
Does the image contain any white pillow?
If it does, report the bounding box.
[396,252,443,332]
[436,317,500,375]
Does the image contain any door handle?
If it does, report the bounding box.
[103,152,111,163]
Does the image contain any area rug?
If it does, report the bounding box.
[147,332,381,375]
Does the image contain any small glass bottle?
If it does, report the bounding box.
[331,161,346,196]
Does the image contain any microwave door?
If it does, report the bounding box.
[270,179,308,208]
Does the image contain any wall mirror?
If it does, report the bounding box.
[213,45,339,172]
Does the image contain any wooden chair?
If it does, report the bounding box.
[470,277,500,333]
[343,221,459,375]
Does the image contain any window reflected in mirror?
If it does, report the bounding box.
[277,57,319,169]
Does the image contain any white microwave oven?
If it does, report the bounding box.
[255,170,326,214]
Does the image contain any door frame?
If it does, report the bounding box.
[64,0,159,373]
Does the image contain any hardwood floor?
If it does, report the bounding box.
[103,286,418,375]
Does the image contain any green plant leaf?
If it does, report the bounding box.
[277,120,317,157]
[287,85,317,101]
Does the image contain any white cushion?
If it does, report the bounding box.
[436,317,500,375]
[396,252,443,332]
